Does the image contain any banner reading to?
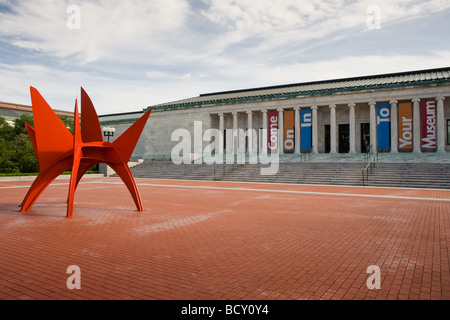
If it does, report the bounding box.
[377,104,390,151]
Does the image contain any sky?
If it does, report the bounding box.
[0,0,449,115]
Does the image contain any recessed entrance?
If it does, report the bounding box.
[339,124,350,153]
[360,123,370,153]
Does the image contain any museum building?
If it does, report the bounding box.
[97,67,450,161]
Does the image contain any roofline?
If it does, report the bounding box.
[99,110,144,118]
[0,101,74,117]
[199,66,450,97]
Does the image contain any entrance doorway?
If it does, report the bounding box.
[339,124,349,153]
[325,125,330,153]
[361,123,370,153]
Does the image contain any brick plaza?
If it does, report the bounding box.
[0,177,449,300]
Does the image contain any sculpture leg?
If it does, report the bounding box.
[67,149,82,218]
[108,162,144,211]
[67,160,98,203]
[20,157,73,212]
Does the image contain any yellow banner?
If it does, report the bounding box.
[284,110,295,153]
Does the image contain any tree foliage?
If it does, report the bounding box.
[0,113,74,174]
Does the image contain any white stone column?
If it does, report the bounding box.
[412,98,421,153]
[329,104,337,153]
[218,113,224,155]
[261,110,268,154]
[277,108,284,154]
[312,106,318,153]
[348,103,356,154]
[390,100,398,153]
[294,107,301,154]
[369,101,377,152]
[246,110,253,154]
[436,96,446,153]
[232,111,238,155]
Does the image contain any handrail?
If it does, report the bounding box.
[362,148,378,186]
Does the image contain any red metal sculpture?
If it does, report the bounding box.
[20,87,152,217]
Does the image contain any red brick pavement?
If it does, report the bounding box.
[0,178,449,300]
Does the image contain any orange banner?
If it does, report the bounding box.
[284,110,295,153]
[398,102,413,151]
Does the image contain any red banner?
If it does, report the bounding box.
[421,101,436,150]
[268,111,278,153]
[398,102,412,151]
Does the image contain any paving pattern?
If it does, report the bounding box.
[0,178,449,300]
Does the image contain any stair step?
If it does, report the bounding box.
[123,160,450,189]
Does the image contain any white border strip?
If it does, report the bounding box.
[2,180,449,202]
[97,180,450,202]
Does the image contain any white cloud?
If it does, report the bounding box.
[0,0,449,114]
[0,0,190,63]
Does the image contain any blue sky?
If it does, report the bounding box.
[0,0,449,115]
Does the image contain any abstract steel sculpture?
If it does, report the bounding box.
[20,87,152,217]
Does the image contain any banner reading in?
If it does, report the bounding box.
[300,109,312,151]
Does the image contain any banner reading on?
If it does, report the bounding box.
[284,110,295,153]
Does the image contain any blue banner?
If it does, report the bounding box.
[300,109,312,151]
[377,104,390,150]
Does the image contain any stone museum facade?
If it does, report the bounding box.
[98,67,450,162]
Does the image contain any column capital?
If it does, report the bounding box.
[218,112,224,117]
[232,111,238,116]
[389,100,398,105]
[246,110,253,114]
[348,103,356,108]
[261,109,268,113]
[436,96,445,102]
[311,105,318,110]
[329,104,337,109]
[293,106,300,111]
[277,108,284,112]
[368,101,377,106]
[412,98,421,103]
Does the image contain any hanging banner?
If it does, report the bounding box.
[377,104,390,151]
[421,100,436,150]
[284,110,295,153]
[300,109,312,151]
[398,102,413,151]
[268,111,278,153]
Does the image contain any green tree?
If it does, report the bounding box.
[0,113,76,174]
[58,115,74,134]
[0,117,19,173]
[13,113,34,136]
[10,133,39,173]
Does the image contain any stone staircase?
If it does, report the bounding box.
[127,154,450,189]
[363,163,450,189]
